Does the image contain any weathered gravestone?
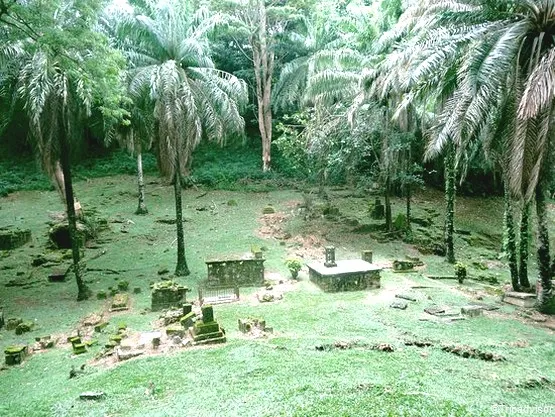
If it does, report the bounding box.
[110,293,130,312]
[151,281,189,311]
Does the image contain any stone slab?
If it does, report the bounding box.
[504,295,536,308]
[461,306,484,317]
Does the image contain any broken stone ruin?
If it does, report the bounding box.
[238,317,272,338]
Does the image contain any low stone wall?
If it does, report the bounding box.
[205,258,265,287]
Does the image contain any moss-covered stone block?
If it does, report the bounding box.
[262,206,276,214]
[73,343,87,355]
[109,335,122,344]
[180,312,196,329]
[94,322,109,332]
[4,345,27,365]
[166,326,185,337]
[68,336,81,346]
[193,321,220,335]
[0,229,31,250]
[182,303,192,315]
[96,291,107,300]
[150,281,189,311]
[105,341,118,349]
[201,305,214,323]
[85,339,98,347]
[15,321,34,335]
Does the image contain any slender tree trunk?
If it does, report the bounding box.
[135,150,148,215]
[444,143,456,263]
[518,201,530,288]
[384,175,392,232]
[535,184,553,312]
[173,156,190,277]
[59,112,89,301]
[406,183,411,231]
[251,0,274,172]
[503,181,520,291]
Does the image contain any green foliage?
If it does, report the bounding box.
[454,262,467,284]
[285,258,302,278]
[117,281,129,292]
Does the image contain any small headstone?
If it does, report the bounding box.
[262,206,276,214]
[324,246,337,268]
[94,322,109,332]
[201,305,214,323]
[15,321,33,335]
[390,301,408,310]
[392,260,416,272]
[133,287,142,294]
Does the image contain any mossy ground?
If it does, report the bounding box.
[0,174,554,417]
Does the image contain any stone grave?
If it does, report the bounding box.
[307,247,381,292]
[0,228,31,250]
[151,281,189,311]
[205,255,264,287]
[5,345,28,365]
[189,305,226,345]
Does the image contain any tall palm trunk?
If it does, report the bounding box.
[518,202,530,288]
[135,148,148,215]
[504,181,519,291]
[173,154,190,277]
[59,112,89,301]
[444,143,456,263]
[535,184,553,312]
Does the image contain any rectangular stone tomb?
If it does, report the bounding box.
[307,260,381,292]
[504,292,536,308]
[205,257,264,287]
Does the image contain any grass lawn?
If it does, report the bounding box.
[0,175,554,417]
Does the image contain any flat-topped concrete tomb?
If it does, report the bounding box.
[308,247,381,292]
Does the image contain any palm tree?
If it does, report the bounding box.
[117,1,247,276]
[15,51,93,300]
[381,0,555,311]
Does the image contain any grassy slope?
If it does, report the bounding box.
[0,175,554,417]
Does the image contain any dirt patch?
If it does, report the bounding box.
[441,344,506,362]
[257,212,290,240]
